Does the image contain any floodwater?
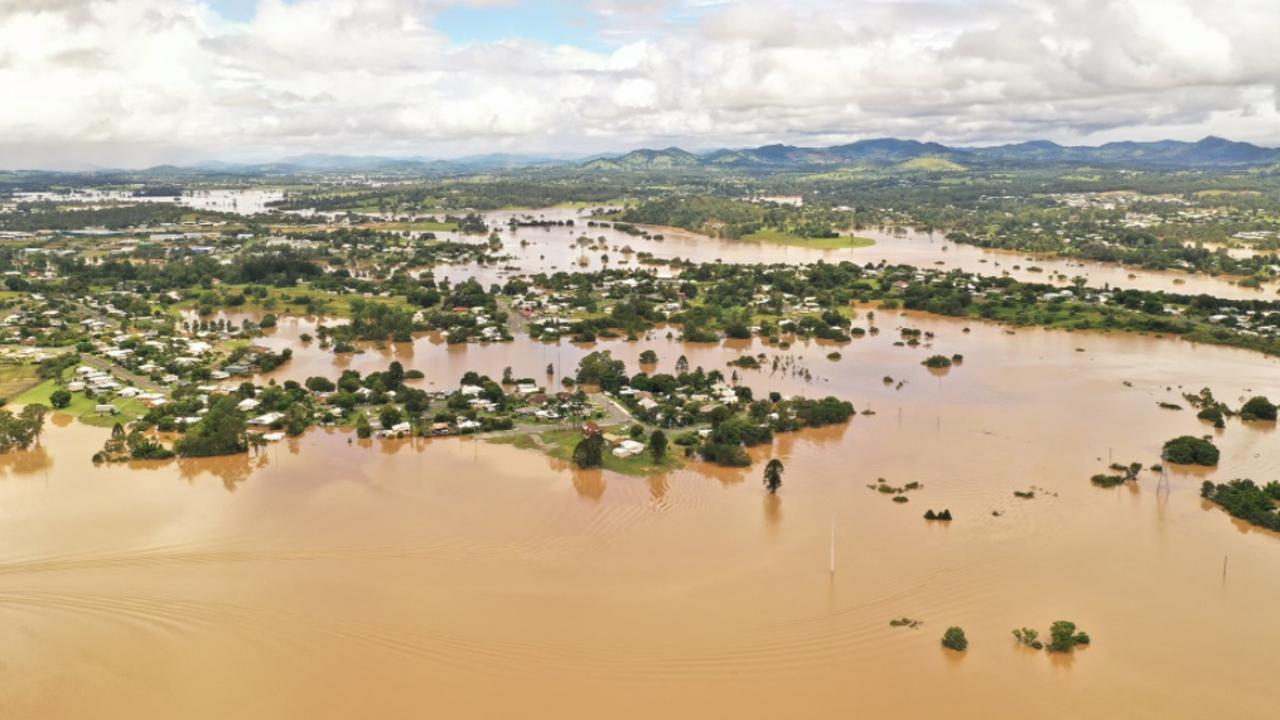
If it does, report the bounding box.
[418,207,1275,300]
[4,311,1280,718]
[11,188,286,216]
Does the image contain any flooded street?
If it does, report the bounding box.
[3,311,1280,719]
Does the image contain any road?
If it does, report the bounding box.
[79,354,164,394]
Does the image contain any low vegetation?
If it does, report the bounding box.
[1200,479,1280,531]
[1013,621,1091,653]
[941,626,968,652]
[1162,436,1219,465]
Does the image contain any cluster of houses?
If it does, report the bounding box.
[417,306,508,343]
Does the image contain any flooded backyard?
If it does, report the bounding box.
[3,309,1279,719]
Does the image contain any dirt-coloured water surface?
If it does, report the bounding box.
[422,207,1273,300]
[3,308,1280,719]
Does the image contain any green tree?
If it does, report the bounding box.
[1012,628,1043,650]
[379,404,403,429]
[19,404,47,445]
[1047,621,1090,652]
[1240,395,1277,422]
[174,396,248,458]
[649,429,667,462]
[49,388,72,409]
[763,458,784,494]
[575,351,628,392]
[1161,435,1219,466]
[572,433,604,469]
[355,413,372,439]
[942,626,968,652]
[284,404,310,436]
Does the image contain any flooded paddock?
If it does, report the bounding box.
[417,207,1273,301]
[2,309,1279,719]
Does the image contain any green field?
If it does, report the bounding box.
[492,425,684,477]
[738,228,876,250]
[15,380,148,428]
[896,156,967,172]
[177,282,411,318]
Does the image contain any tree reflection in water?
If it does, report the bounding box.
[571,468,605,501]
[0,445,52,478]
[176,453,261,492]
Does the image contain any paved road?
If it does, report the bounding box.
[68,301,165,393]
[80,354,163,394]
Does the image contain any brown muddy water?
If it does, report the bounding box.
[424,207,1274,300]
[4,310,1280,719]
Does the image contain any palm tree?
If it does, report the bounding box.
[763,458,784,494]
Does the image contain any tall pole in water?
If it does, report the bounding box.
[829,517,836,576]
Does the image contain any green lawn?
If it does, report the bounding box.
[15,380,148,428]
[176,282,411,318]
[738,228,876,250]
[491,425,684,476]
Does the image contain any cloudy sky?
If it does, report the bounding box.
[1,0,1278,169]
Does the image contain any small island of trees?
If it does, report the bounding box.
[1200,479,1280,531]
[1162,436,1219,466]
[921,354,953,369]
[1240,395,1277,422]
[1091,462,1142,488]
[941,626,968,652]
[1014,621,1090,653]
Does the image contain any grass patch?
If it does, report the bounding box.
[896,156,966,172]
[491,425,683,476]
[14,380,147,427]
[738,228,876,250]
[176,282,411,318]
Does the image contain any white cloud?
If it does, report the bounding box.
[0,0,1278,168]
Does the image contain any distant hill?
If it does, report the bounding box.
[12,136,1276,179]
[582,136,1280,172]
[583,147,702,171]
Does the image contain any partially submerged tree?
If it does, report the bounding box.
[763,458,784,494]
[942,626,968,652]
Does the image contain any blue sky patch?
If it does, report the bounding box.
[434,1,602,49]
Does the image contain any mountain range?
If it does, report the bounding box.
[580,136,1280,172]
[9,136,1278,178]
